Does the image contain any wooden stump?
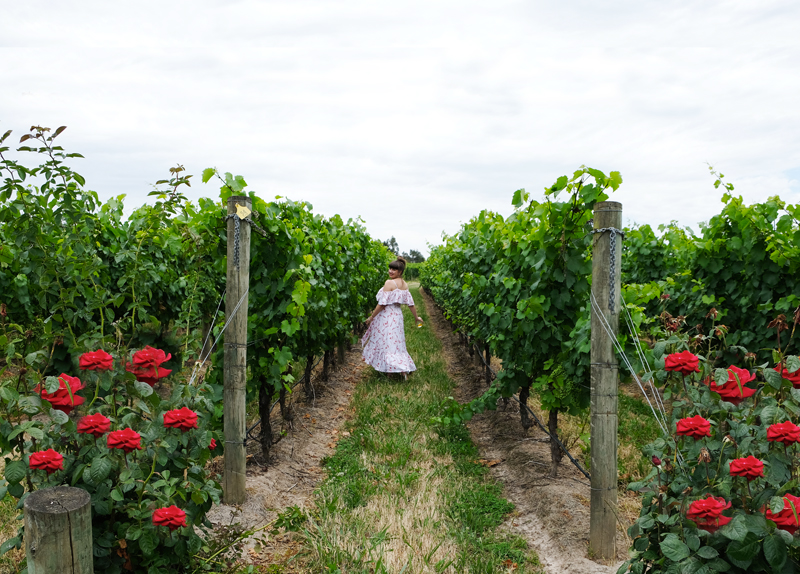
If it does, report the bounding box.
[24,486,93,574]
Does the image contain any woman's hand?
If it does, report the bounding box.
[365,316,374,325]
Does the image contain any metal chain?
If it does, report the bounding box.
[591,227,625,313]
[223,214,242,268]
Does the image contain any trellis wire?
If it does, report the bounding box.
[243,355,324,445]
[590,290,687,471]
[187,286,250,386]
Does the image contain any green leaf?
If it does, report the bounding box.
[763,534,787,571]
[714,368,729,386]
[90,456,112,483]
[696,546,718,559]
[685,533,700,552]
[786,355,800,374]
[770,496,786,514]
[0,536,20,556]
[202,167,215,183]
[139,530,157,555]
[764,368,784,390]
[0,386,19,403]
[110,488,123,502]
[726,532,759,562]
[719,513,748,541]
[660,534,690,562]
[511,188,529,208]
[49,409,69,425]
[44,375,60,394]
[134,381,153,397]
[4,460,26,484]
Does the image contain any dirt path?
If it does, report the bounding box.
[420,287,626,574]
[206,349,365,568]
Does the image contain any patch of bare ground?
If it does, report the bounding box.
[421,287,627,574]
[206,346,365,570]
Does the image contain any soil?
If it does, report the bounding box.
[206,350,365,570]
[419,287,627,574]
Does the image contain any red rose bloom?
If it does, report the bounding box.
[79,349,114,371]
[77,413,111,438]
[107,428,142,454]
[29,449,64,475]
[126,346,172,387]
[152,505,187,531]
[163,407,199,432]
[34,374,85,414]
[665,351,700,377]
[708,366,757,406]
[775,365,800,389]
[729,456,764,481]
[676,415,712,439]
[767,421,800,446]
[687,495,732,533]
[766,494,800,534]
[209,438,217,450]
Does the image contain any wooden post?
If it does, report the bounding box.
[224,195,251,504]
[589,201,622,559]
[24,486,93,574]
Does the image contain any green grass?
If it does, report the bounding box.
[0,492,23,573]
[298,286,542,573]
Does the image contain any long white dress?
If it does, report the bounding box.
[361,288,417,373]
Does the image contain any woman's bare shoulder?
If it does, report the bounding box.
[382,279,397,292]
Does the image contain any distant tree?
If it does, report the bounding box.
[383,236,399,254]
[407,249,425,263]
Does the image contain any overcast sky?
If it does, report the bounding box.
[3,1,800,255]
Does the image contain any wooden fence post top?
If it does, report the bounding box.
[24,486,90,514]
[593,201,622,213]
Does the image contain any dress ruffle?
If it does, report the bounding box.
[376,289,415,307]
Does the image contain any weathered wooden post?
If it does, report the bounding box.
[224,196,252,504]
[590,201,622,559]
[24,486,93,574]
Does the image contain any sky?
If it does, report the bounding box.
[3,1,800,256]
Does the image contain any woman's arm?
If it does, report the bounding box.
[365,304,385,325]
[408,304,422,323]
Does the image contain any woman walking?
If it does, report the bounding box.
[362,257,422,379]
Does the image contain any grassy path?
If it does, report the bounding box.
[298,285,542,573]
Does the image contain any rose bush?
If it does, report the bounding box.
[620,321,800,574]
[0,346,225,573]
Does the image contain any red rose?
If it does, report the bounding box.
[126,346,172,386]
[29,449,64,475]
[209,438,217,450]
[676,415,712,439]
[34,374,85,414]
[707,366,757,406]
[79,349,114,371]
[766,494,800,534]
[687,495,732,533]
[767,421,800,446]
[163,407,198,432]
[775,365,800,389]
[152,505,187,531]
[77,413,111,438]
[107,428,142,454]
[729,456,764,481]
[664,351,700,377]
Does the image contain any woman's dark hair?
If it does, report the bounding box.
[389,256,407,275]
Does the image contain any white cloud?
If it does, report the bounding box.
[2,1,800,255]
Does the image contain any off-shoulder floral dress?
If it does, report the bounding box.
[361,287,417,373]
